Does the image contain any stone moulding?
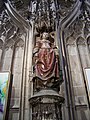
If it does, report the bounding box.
[29,89,65,105]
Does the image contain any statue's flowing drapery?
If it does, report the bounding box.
[35,39,59,81]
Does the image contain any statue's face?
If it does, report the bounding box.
[42,33,49,39]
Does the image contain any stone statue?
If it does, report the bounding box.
[33,32,60,86]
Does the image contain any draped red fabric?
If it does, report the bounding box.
[35,47,59,81]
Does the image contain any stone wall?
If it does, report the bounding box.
[65,35,90,120]
[0,39,25,120]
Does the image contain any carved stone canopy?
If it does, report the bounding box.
[0,0,89,38]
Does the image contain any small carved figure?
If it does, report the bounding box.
[33,32,60,86]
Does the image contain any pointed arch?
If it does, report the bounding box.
[76,36,86,45]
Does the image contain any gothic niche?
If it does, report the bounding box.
[29,32,64,120]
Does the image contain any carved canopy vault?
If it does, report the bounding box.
[0,0,90,120]
[0,0,89,47]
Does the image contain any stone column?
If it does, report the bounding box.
[18,24,34,120]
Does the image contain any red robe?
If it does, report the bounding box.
[35,41,59,81]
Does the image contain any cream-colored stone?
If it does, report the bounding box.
[67,45,77,55]
[14,88,21,98]
[71,71,83,86]
[12,112,19,120]
[69,55,80,72]
[15,47,24,58]
[13,73,22,88]
[73,86,86,96]
[75,96,86,105]
[24,109,30,120]
[76,108,90,120]
[5,48,13,58]
[14,98,20,107]
[2,58,12,71]
[78,45,88,55]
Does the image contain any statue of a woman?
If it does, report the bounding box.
[34,32,60,85]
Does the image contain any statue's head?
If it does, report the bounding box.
[42,32,49,40]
